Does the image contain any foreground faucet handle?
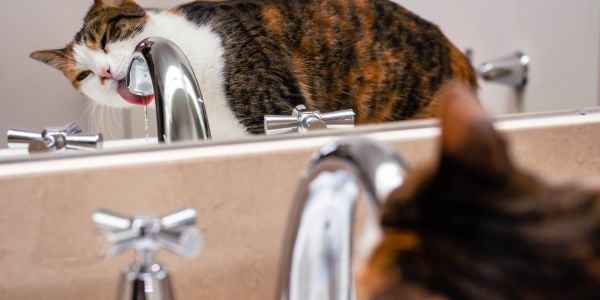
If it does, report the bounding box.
[264,105,355,135]
[7,123,102,153]
[93,208,202,260]
[94,208,201,300]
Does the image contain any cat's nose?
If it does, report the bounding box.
[99,67,112,80]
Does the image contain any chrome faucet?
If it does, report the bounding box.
[127,37,211,143]
[277,138,408,300]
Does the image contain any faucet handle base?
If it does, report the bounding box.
[118,262,174,300]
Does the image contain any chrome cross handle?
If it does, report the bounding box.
[93,207,202,259]
[264,105,355,135]
[7,123,103,153]
[93,208,202,300]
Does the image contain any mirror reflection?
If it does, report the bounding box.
[1,0,598,158]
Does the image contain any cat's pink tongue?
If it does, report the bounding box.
[117,79,154,106]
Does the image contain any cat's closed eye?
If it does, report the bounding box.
[100,30,109,51]
[76,70,93,81]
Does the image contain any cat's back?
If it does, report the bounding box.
[177,0,476,131]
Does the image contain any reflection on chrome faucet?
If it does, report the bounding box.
[127,37,211,143]
[277,138,407,300]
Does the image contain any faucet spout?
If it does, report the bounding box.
[127,37,211,143]
[277,138,408,300]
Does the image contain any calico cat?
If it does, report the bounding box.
[31,0,476,139]
[357,83,600,300]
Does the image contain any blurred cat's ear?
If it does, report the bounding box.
[436,82,512,175]
[94,0,132,7]
[30,49,69,71]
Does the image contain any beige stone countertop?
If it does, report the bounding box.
[0,110,599,299]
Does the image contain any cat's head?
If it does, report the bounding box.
[30,0,152,107]
[357,83,600,299]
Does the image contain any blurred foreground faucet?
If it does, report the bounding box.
[93,208,202,300]
[277,138,407,300]
[127,37,211,143]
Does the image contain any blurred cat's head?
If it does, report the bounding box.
[357,83,600,299]
[31,0,151,108]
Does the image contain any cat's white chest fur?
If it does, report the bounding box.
[142,12,248,140]
[76,11,248,140]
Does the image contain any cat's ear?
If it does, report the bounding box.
[30,49,70,71]
[94,0,132,7]
[437,82,512,175]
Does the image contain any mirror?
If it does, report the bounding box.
[1,0,598,160]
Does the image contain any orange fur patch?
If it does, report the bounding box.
[356,231,422,299]
[262,7,284,37]
[291,55,315,109]
[449,43,478,88]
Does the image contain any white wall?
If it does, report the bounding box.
[0,1,598,148]
[0,1,92,148]
[400,0,600,115]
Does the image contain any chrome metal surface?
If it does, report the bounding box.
[478,51,530,88]
[277,138,407,300]
[264,105,355,135]
[93,208,202,300]
[7,129,43,149]
[127,37,211,143]
[119,263,173,300]
[7,123,102,153]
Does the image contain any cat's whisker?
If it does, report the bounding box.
[108,108,125,136]
[94,104,101,133]
[110,107,125,133]
[100,106,105,138]
[108,108,117,139]
[98,105,103,136]
[81,101,94,131]
[104,107,111,139]
[101,108,106,130]
[103,106,115,140]
[90,102,98,132]
[87,104,93,132]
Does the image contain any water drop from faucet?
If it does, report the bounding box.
[144,105,150,141]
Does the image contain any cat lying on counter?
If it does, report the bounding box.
[31,0,476,139]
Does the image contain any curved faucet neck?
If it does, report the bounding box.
[278,138,408,300]
[128,37,212,143]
